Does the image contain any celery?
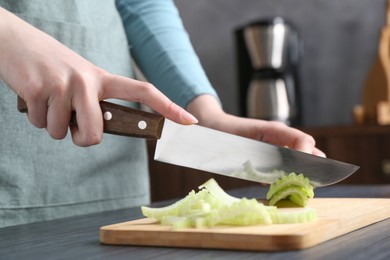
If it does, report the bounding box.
[266,172,315,207]
[268,186,310,207]
[141,178,317,229]
[141,189,210,221]
[207,198,273,226]
[232,160,286,184]
[198,178,240,206]
[269,207,317,224]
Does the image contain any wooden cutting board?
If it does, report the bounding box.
[100,198,390,251]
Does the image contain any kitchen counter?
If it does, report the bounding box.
[1,185,389,260]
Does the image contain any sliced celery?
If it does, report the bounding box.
[268,186,310,207]
[141,189,210,221]
[269,207,317,224]
[266,172,315,207]
[198,178,240,206]
[207,198,273,226]
[266,172,314,200]
[161,216,192,230]
[232,160,286,184]
[141,178,317,229]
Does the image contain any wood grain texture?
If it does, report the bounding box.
[100,198,390,251]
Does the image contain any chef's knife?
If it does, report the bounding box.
[17,98,359,187]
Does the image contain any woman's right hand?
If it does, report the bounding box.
[0,7,197,146]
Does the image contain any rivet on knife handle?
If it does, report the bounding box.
[17,96,165,139]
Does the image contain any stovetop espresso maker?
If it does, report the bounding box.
[235,17,302,125]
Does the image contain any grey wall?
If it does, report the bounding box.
[174,0,387,127]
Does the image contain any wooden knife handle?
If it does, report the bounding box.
[17,96,165,139]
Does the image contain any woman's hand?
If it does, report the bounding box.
[0,8,197,147]
[187,94,325,157]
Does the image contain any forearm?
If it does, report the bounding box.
[0,7,23,88]
[0,5,197,146]
[116,0,219,108]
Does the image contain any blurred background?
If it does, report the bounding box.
[174,0,386,127]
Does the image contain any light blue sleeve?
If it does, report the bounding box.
[115,0,220,108]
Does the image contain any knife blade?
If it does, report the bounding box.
[17,98,359,187]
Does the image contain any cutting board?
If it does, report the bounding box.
[100,198,390,251]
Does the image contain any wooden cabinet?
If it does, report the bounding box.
[303,125,390,185]
[147,125,390,202]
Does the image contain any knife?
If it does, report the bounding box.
[17,97,359,187]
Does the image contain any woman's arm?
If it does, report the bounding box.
[0,7,197,146]
[116,0,219,109]
[116,0,324,156]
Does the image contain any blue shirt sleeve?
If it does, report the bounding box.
[115,0,220,108]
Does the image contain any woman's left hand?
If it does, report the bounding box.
[187,95,325,157]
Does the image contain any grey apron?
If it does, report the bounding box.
[0,0,150,227]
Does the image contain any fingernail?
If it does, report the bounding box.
[183,111,198,125]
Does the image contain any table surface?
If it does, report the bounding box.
[1,185,390,260]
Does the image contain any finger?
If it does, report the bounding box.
[261,122,317,153]
[274,130,325,157]
[291,134,317,154]
[101,75,198,125]
[69,96,103,147]
[25,99,48,129]
[313,147,326,158]
[46,97,71,140]
[287,134,326,157]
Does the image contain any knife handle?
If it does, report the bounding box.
[17,96,165,139]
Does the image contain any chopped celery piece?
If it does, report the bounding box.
[232,160,286,184]
[161,216,192,230]
[267,173,314,200]
[266,172,315,207]
[141,189,210,221]
[268,186,310,207]
[141,178,317,229]
[269,207,317,224]
[207,198,273,226]
[198,178,240,206]
[289,193,307,207]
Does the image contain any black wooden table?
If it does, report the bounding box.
[1,185,389,260]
